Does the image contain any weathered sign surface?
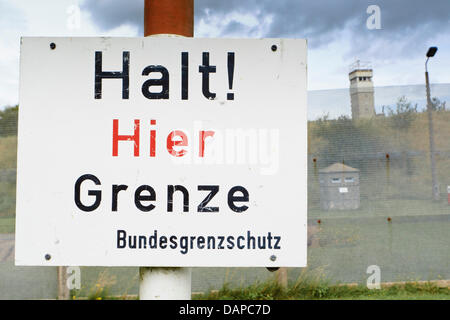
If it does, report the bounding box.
[16,37,307,266]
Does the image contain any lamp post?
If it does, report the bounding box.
[425,46,440,201]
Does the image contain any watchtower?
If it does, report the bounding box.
[349,60,375,120]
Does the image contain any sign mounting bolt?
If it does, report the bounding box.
[45,254,51,261]
[270,255,277,261]
[50,43,56,50]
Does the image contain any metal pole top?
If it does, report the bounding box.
[144,0,194,37]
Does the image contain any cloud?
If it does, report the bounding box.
[0,0,27,108]
[81,0,450,48]
[0,0,26,29]
[79,0,450,87]
[81,0,144,33]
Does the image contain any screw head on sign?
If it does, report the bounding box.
[387,217,392,222]
[50,43,56,50]
[271,45,277,52]
[317,219,321,224]
[270,255,277,262]
[45,254,51,261]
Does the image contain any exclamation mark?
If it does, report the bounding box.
[227,52,235,100]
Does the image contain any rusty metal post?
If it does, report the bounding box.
[144,0,194,37]
[139,0,194,300]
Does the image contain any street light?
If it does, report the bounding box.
[426,47,438,58]
[425,46,439,201]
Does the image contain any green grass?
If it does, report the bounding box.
[73,278,450,300]
[0,136,17,169]
[0,217,14,233]
[193,280,450,300]
[73,267,139,299]
[307,218,450,283]
[0,181,15,218]
[309,198,450,219]
[0,136,17,219]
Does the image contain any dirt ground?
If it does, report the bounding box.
[0,234,14,263]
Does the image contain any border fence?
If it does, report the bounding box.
[1,89,450,298]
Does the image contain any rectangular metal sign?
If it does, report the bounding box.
[16,37,307,266]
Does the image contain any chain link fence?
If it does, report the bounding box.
[1,88,449,298]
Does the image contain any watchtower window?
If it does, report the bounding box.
[331,178,341,183]
[345,177,354,183]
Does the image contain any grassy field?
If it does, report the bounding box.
[193,280,450,300]
[0,136,16,219]
[2,110,450,299]
[1,197,448,296]
[0,136,17,169]
[308,110,450,209]
[72,277,450,300]
[0,176,15,219]
[308,110,450,157]
[0,217,14,233]
[309,198,450,219]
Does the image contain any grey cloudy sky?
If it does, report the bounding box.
[82,0,450,53]
[1,0,450,111]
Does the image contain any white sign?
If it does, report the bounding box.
[339,187,348,193]
[16,37,307,267]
